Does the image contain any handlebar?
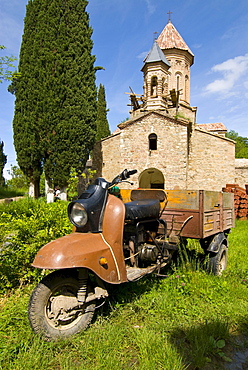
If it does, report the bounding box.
[109,169,137,187]
[127,169,137,177]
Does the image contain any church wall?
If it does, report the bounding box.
[93,117,236,192]
[94,113,190,189]
[187,129,235,191]
[93,133,122,182]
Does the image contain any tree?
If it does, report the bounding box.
[0,140,7,187]
[10,0,46,197]
[6,165,29,191]
[11,0,97,198]
[96,84,110,141]
[0,45,17,83]
[226,130,248,158]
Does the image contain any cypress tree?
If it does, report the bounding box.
[96,84,110,141]
[0,45,17,82]
[0,140,7,187]
[11,0,44,197]
[12,0,97,195]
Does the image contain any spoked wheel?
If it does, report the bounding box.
[208,244,228,276]
[28,269,95,341]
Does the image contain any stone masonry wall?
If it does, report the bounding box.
[234,159,248,188]
[94,112,189,189]
[187,128,235,191]
[93,113,236,192]
[93,132,122,182]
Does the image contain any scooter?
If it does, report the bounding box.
[28,169,180,341]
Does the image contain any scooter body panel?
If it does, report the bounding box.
[32,195,127,284]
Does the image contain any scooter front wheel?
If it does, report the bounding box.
[28,269,95,341]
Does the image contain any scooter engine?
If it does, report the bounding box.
[138,243,159,262]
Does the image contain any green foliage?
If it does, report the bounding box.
[120,117,129,123]
[0,45,17,83]
[11,0,97,193]
[6,165,29,191]
[67,167,80,200]
[96,83,110,141]
[0,198,71,292]
[0,139,7,187]
[67,167,96,200]
[226,130,248,158]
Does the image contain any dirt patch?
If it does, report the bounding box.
[0,196,24,204]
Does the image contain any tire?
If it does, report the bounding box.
[28,270,95,341]
[208,243,228,276]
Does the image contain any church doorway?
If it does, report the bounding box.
[139,168,165,189]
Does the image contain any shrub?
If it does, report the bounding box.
[0,198,72,292]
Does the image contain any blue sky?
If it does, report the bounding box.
[1,0,248,178]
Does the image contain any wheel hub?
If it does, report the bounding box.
[47,292,81,323]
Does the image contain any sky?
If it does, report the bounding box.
[0,0,248,179]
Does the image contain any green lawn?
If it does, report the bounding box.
[0,220,248,370]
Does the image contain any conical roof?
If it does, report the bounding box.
[142,40,170,70]
[157,21,194,57]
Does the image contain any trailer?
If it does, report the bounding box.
[120,188,234,275]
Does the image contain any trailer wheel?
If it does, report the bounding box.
[208,243,228,276]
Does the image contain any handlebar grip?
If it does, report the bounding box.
[127,169,137,176]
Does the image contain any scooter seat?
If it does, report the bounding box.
[124,199,160,221]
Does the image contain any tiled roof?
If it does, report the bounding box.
[157,21,194,57]
[143,41,170,67]
[197,123,227,132]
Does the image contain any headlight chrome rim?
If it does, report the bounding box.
[70,203,88,227]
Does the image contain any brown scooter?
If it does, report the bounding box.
[28,169,177,341]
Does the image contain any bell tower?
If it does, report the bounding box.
[128,19,196,122]
[156,20,194,105]
[141,41,170,111]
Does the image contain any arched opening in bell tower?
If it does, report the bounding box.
[185,75,189,103]
[176,72,182,91]
[151,76,158,97]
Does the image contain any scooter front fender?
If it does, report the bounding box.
[32,232,128,284]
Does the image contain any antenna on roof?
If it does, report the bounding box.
[167,10,172,22]
[153,32,158,41]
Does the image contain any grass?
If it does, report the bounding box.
[1,220,248,369]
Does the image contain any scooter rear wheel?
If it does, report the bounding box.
[28,269,95,341]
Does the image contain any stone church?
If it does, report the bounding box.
[93,20,237,191]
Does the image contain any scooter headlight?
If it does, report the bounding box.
[70,203,88,227]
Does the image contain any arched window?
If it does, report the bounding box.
[176,74,180,91]
[149,133,157,150]
[185,75,189,102]
[151,76,158,97]
[175,72,182,91]
[161,77,165,95]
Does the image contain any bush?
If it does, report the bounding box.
[0,198,72,292]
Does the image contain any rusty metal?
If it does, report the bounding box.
[33,195,128,284]
[120,188,234,240]
[129,239,136,266]
[161,190,234,239]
